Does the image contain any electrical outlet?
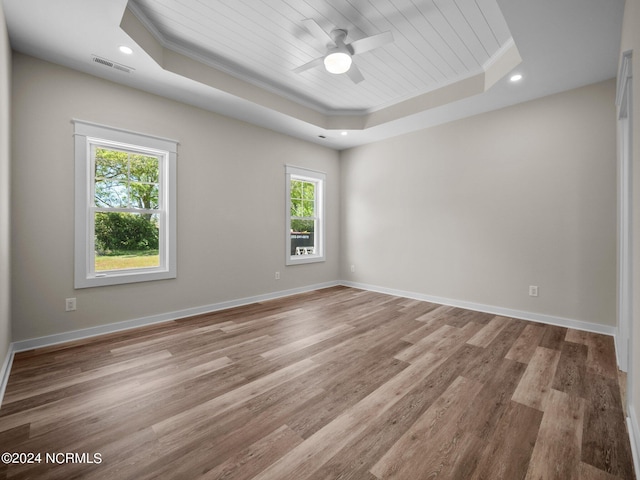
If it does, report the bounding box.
[350,264,355,273]
[65,297,77,312]
[529,286,539,297]
[275,271,280,280]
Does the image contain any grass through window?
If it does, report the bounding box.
[95,250,159,271]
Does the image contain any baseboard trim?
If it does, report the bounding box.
[11,281,618,354]
[0,342,15,407]
[11,281,340,353]
[340,281,617,337]
[629,406,640,478]
[615,333,627,373]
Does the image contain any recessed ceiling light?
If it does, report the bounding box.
[510,74,523,82]
[119,45,133,55]
[340,131,348,136]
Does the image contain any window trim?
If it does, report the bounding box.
[285,165,326,266]
[73,120,177,288]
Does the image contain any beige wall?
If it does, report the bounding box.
[341,80,617,327]
[0,4,11,364]
[8,53,620,344]
[10,53,340,341]
[620,0,640,460]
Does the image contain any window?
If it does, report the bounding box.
[285,165,325,265]
[74,120,177,288]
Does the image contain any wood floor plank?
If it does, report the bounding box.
[399,317,442,344]
[175,334,274,361]
[582,372,635,478]
[50,427,160,480]
[524,389,585,480]
[250,334,471,480]
[466,315,512,348]
[511,346,562,411]
[111,376,328,480]
[579,461,624,480]
[309,343,488,480]
[505,323,546,364]
[448,308,495,326]
[396,299,441,317]
[565,328,590,345]
[305,316,415,367]
[260,323,354,360]
[461,319,527,384]
[394,322,480,364]
[470,401,543,480]
[0,423,30,452]
[369,375,484,479]
[0,287,633,480]
[2,349,173,404]
[2,355,236,439]
[555,330,617,387]
[412,304,455,322]
[539,325,568,351]
[457,357,526,441]
[584,333,619,379]
[198,425,303,480]
[286,355,407,439]
[552,341,588,397]
[151,358,318,439]
[6,372,251,460]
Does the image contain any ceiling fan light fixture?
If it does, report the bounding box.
[324,51,352,74]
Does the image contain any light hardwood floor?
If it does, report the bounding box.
[0,286,635,479]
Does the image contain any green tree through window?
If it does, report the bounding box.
[93,146,161,271]
[290,179,315,234]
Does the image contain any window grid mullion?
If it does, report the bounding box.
[94,207,160,215]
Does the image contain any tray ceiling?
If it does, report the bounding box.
[128,0,515,114]
[2,0,625,149]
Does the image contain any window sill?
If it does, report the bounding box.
[286,255,325,266]
[75,268,176,289]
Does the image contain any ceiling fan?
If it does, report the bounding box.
[293,19,394,84]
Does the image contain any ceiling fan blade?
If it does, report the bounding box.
[293,56,324,74]
[302,18,334,46]
[349,31,394,55]
[346,63,364,84]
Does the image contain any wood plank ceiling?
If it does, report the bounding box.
[128,0,514,113]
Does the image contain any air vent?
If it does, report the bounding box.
[112,64,131,73]
[93,56,113,68]
[91,55,134,74]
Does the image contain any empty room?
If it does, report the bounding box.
[1,0,639,479]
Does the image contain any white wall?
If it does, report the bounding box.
[0,4,12,367]
[341,80,617,327]
[620,0,640,468]
[10,53,340,341]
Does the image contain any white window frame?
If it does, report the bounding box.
[73,120,177,288]
[285,165,326,265]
